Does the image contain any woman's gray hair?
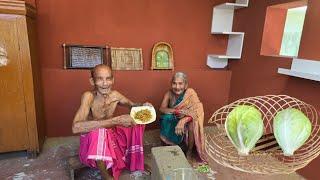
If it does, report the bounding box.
[172,72,188,84]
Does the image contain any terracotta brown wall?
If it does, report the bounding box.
[299,0,320,60]
[260,7,287,56]
[36,0,231,137]
[231,0,320,179]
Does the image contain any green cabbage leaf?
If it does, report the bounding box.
[273,108,312,156]
[225,105,264,155]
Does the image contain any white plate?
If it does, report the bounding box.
[130,106,157,125]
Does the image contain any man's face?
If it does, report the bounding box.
[93,67,114,96]
[171,77,187,95]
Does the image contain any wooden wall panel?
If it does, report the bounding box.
[0,15,29,152]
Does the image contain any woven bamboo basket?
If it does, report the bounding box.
[205,95,320,174]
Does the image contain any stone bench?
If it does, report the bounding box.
[151,146,192,180]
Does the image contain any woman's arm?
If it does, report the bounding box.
[175,116,193,135]
[159,92,176,114]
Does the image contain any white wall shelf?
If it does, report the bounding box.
[215,3,248,10]
[212,32,244,35]
[278,58,320,82]
[207,32,245,68]
[207,0,249,69]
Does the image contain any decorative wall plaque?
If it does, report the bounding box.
[63,44,110,69]
[111,47,143,70]
[151,42,174,70]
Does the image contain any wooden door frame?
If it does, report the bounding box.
[0,0,42,155]
[0,0,36,18]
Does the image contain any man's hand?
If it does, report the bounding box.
[117,115,136,127]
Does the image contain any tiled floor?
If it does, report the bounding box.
[0,130,162,180]
[0,129,305,180]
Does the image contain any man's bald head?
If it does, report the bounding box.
[91,64,113,79]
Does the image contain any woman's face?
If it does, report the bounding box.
[171,77,187,95]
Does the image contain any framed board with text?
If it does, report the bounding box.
[63,44,110,69]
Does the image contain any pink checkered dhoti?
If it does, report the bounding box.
[79,125,145,179]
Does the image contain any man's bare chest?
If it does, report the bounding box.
[91,95,119,119]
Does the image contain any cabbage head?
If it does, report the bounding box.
[225,105,264,155]
[273,108,312,156]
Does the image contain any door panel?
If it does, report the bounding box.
[0,15,28,152]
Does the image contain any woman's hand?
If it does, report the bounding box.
[174,109,185,119]
[175,119,186,135]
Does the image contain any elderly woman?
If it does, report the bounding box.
[159,72,205,160]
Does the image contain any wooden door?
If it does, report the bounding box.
[0,14,29,152]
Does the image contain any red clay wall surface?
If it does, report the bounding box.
[260,7,287,56]
[35,0,231,137]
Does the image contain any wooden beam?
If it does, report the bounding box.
[0,0,36,18]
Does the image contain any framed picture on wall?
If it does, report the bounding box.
[151,42,174,70]
[111,47,143,70]
[63,44,111,69]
